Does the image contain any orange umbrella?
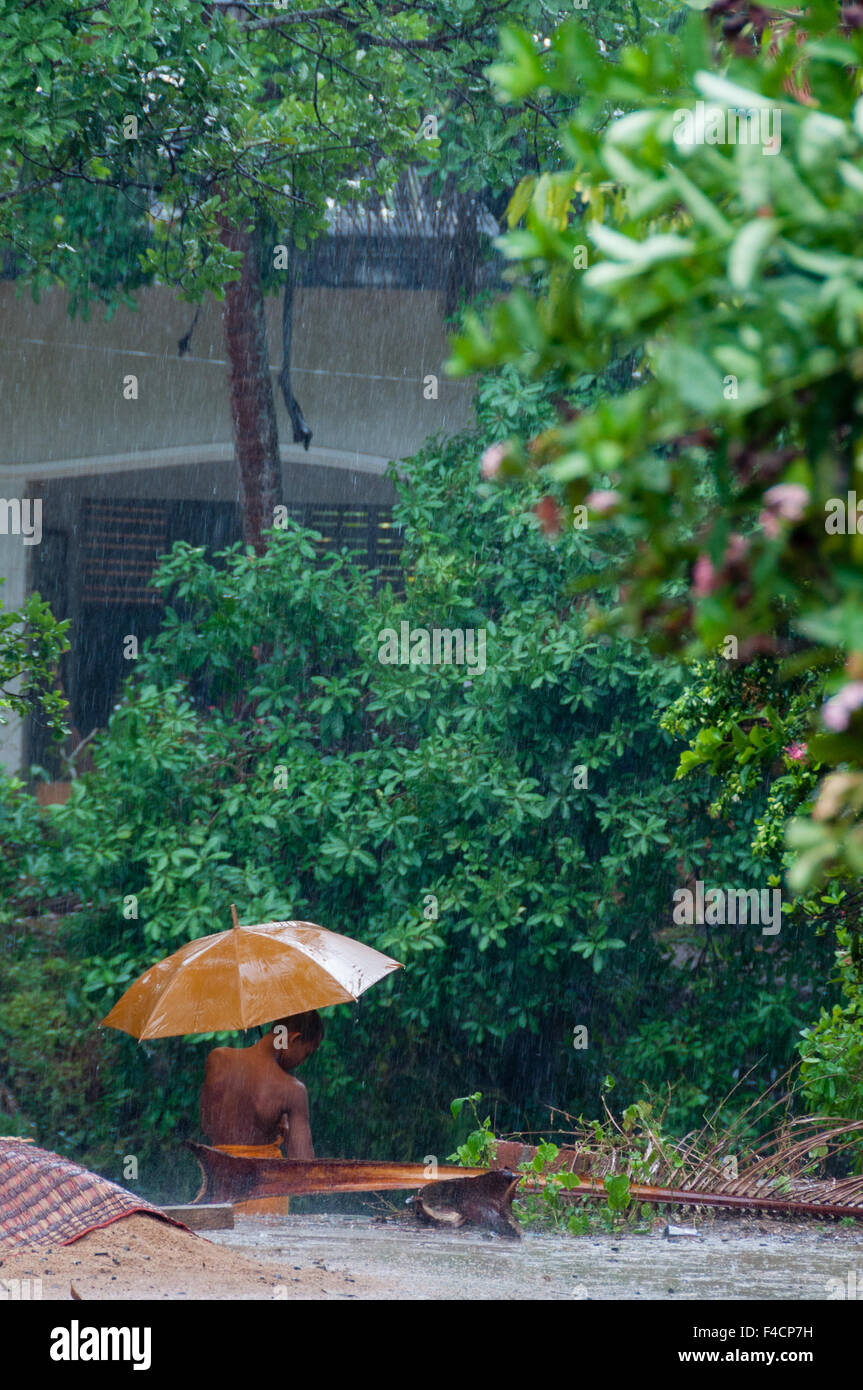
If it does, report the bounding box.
[101,906,403,1040]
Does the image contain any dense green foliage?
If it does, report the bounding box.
[2,2,860,1194]
[450,4,863,1121]
[0,584,69,741]
[1,0,424,303]
[451,4,863,885]
[0,0,671,315]
[0,370,837,1195]
[799,925,863,1120]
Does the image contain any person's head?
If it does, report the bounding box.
[270,1011,324,1069]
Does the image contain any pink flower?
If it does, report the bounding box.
[585,489,622,515]
[760,485,809,538]
[692,553,719,597]
[783,742,807,761]
[480,443,507,479]
[725,533,749,564]
[763,483,809,522]
[822,682,863,732]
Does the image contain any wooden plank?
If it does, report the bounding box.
[159,1202,234,1230]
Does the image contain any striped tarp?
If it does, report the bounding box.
[0,1139,188,1249]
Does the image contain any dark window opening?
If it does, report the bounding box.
[27,496,404,775]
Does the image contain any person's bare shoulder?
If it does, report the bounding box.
[279,1073,309,1110]
[203,1047,238,1078]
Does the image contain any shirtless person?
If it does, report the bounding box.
[200,1011,323,1159]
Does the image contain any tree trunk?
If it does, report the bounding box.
[444,188,480,316]
[219,217,282,553]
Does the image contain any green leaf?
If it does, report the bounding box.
[506,175,536,229]
[728,218,777,291]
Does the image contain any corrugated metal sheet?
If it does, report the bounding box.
[324,167,498,240]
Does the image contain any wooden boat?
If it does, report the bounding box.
[186,1143,526,1232]
[187,1138,863,1223]
[187,1142,488,1205]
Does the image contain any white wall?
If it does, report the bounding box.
[0,283,472,476]
[0,280,476,770]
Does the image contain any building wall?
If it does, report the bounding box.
[0,282,471,475]
[0,280,474,772]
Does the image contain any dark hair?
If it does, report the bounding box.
[273,1011,324,1047]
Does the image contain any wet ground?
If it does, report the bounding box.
[208,1212,863,1301]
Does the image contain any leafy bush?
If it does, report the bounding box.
[449,6,863,895]
[0,584,69,739]
[449,7,863,1130]
[799,927,863,1123]
[4,373,788,1180]
[0,367,835,1187]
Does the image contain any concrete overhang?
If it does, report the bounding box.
[0,442,400,484]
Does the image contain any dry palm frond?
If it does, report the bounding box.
[500,1072,863,1221]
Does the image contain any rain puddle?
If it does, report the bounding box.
[207,1212,863,1300]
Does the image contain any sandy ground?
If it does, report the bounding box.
[0,1214,388,1300]
[2,1208,862,1300]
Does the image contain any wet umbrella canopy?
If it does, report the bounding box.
[100,907,403,1040]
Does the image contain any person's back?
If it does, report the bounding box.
[200,1012,323,1159]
